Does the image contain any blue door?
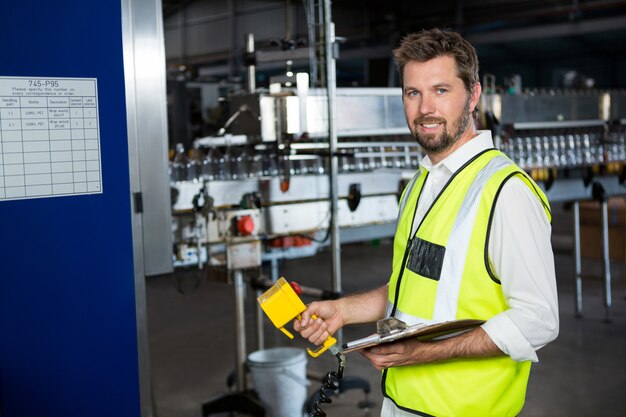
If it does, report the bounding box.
[0,1,141,416]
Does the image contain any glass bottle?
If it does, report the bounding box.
[214,148,230,180]
[187,148,202,182]
[201,149,214,181]
[229,147,245,180]
[249,150,263,178]
[171,143,189,184]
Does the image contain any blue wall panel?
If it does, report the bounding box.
[0,1,140,416]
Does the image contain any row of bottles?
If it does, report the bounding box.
[171,129,626,184]
[338,146,420,172]
[605,130,626,164]
[169,143,422,184]
[499,130,626,170]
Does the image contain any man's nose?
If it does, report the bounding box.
[419,95,435,115]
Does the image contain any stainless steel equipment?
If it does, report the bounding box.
[223,87,409,141]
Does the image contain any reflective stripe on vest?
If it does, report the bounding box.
[432,155,511,322]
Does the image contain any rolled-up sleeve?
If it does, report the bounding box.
[482,177,559,362]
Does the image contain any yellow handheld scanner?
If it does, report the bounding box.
[257,277,337,358]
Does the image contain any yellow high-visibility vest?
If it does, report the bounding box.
[384,148,551,417]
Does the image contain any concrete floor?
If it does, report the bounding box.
[147,204,626,417]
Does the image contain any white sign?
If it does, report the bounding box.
[0,76,102,201]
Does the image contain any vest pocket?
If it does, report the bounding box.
[406,237,445,280]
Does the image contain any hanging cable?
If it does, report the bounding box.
[309,352,345,417]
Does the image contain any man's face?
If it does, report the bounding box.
[402,56,479,156]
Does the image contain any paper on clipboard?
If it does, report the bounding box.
[341,318,485,353]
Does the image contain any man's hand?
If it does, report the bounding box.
[360,339,424,370]
[360,327,504,370]
[293,285,388,346]
[293,300,344,346]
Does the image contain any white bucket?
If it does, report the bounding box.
[247,347,309,417]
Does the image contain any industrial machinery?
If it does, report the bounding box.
[483,87,626,185]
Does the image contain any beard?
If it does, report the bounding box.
[411,97,471,154]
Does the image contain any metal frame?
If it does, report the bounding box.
[573,201,583,317]
[121,0,172,415]
[599,198,613,321]
[513,120,605,130]
[123,0,173,277]
[322,0,343,346]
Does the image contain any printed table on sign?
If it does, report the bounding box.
[0,77,102,201]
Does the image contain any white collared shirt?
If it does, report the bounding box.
[384,130,559,416]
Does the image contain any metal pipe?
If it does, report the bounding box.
[573,201,583,317]
[227,0,236,80]
[233,270,247,390]
[255,289,265,351]
[285,0,292,41]
[196,214,204,270]
[255,192,394,208]
[323,0,343,346]
[599,199,612,322]
[175,190,395,216]
[306,0,318,86]
[271,258,280,282]
[245,33,256,94]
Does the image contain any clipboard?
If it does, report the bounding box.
[342,317,485,353]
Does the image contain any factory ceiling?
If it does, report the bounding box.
[161,0,626,51]
[161,0,626,87]
[162,0,626,29]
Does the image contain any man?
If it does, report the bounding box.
[295,28,559,417]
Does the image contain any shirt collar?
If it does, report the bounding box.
[419,130,494,174]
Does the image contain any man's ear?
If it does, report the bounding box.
[469,82,482,113]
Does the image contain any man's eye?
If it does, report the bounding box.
[436,88,447,95]
[406,90,419,97]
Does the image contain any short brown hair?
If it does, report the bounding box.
[393,28,479,93]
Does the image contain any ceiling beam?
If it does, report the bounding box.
[466,15,626,45]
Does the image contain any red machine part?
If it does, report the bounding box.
[289,281,302,295]
[237,215,255,236]
[267,235,313,248]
